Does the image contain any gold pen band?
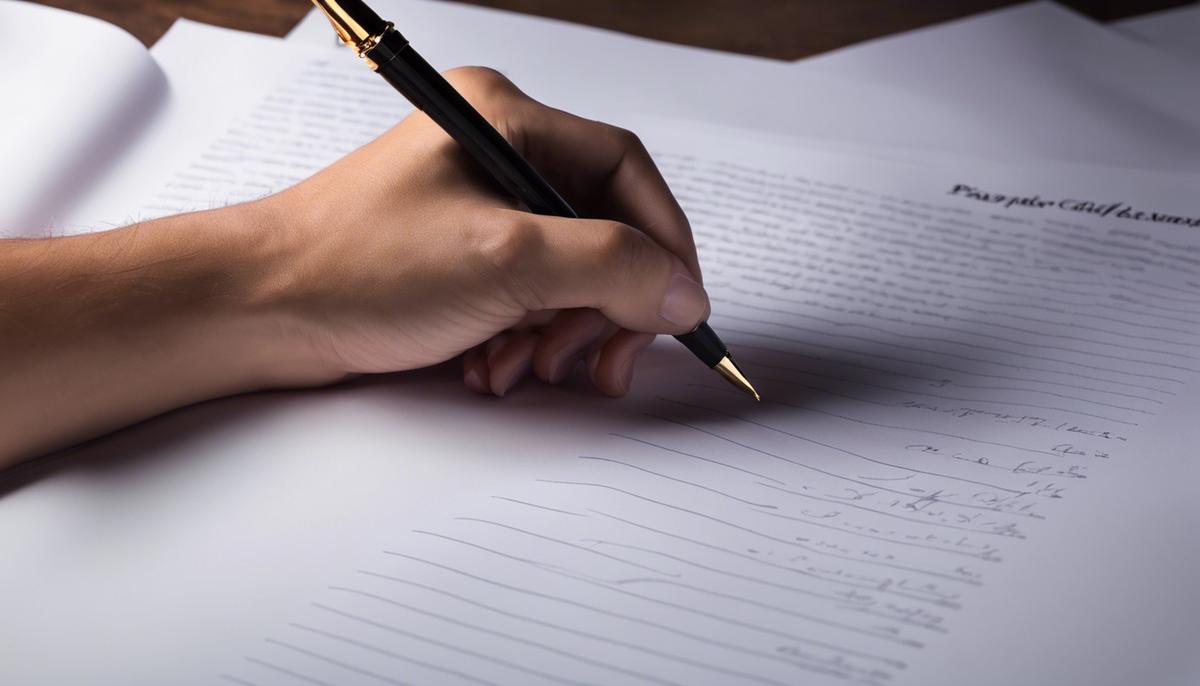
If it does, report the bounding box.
[355,23,392,70]
[312,1,392,69]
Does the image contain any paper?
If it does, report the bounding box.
[58,21,324,234]
[198,124,1200,686]
[0,0,165,233]
[797,1,1200,175]
[288,0,1200,175]
[1116,3,1200,63]
[4,13,1200,686]
[5,20,1200,680]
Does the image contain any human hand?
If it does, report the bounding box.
[259,67,709,397]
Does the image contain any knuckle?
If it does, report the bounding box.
[608,125,645,154]
[476,216,542,273]
[472,215,547,310]
[595,221,640,277]
[442,66,517,103]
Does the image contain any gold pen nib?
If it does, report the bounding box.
[713,356,760,401]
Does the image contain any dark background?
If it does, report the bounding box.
[26,0,1191,58]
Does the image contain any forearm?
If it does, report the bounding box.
[0,202,325,468]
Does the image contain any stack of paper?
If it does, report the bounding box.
[2,2,1199,685]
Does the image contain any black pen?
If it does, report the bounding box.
[311,0,759,400]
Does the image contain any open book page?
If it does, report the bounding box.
[288,0,1200,175]
[0,1,166,235]
[4,20,1199,684]
[57,21,334,235]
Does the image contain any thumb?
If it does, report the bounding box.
[489,211,710,335]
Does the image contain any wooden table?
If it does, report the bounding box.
[25,0,1191,60]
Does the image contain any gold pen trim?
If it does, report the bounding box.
[311,1,392,69]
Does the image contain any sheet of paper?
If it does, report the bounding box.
[6,19,1200,684]
[57,21,324,234]
[288,0,1200,175]
[1116,3,1200,63]
[0,0,165,234]
[798,1,1200,175]
[209,125,1200,686]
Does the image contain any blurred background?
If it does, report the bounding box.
[25,0,1196,57]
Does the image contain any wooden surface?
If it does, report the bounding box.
[26,0,1192,59]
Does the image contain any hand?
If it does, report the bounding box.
[0,67,711,465]
[260,67,709,397]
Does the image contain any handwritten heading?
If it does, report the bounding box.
[948,184,1200,228]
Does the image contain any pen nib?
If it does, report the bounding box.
[713,356,760,401]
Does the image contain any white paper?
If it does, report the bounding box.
[0,0,165,234]
[288,0,1200,175]
[1116,3,1200,63]
[4,13,1200,686]
[201,126,1200,686]
[5,19,1200,679]
[59,21,327,234]
[799,1,1200,175]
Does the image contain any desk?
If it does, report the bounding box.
[24,0,1193,59]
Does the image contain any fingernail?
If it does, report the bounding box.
[464,365,486,393]
[659,271,710,329]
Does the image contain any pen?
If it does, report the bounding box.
[311,0,760,401]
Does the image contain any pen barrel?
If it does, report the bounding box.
[368,32,577,218]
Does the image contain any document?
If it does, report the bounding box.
[288,0,1200,174]
[3,11,1200,686]
[203,127,1200,686]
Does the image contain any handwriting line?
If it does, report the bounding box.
[379,551,874,682]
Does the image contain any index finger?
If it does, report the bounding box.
[512,103,703,281]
